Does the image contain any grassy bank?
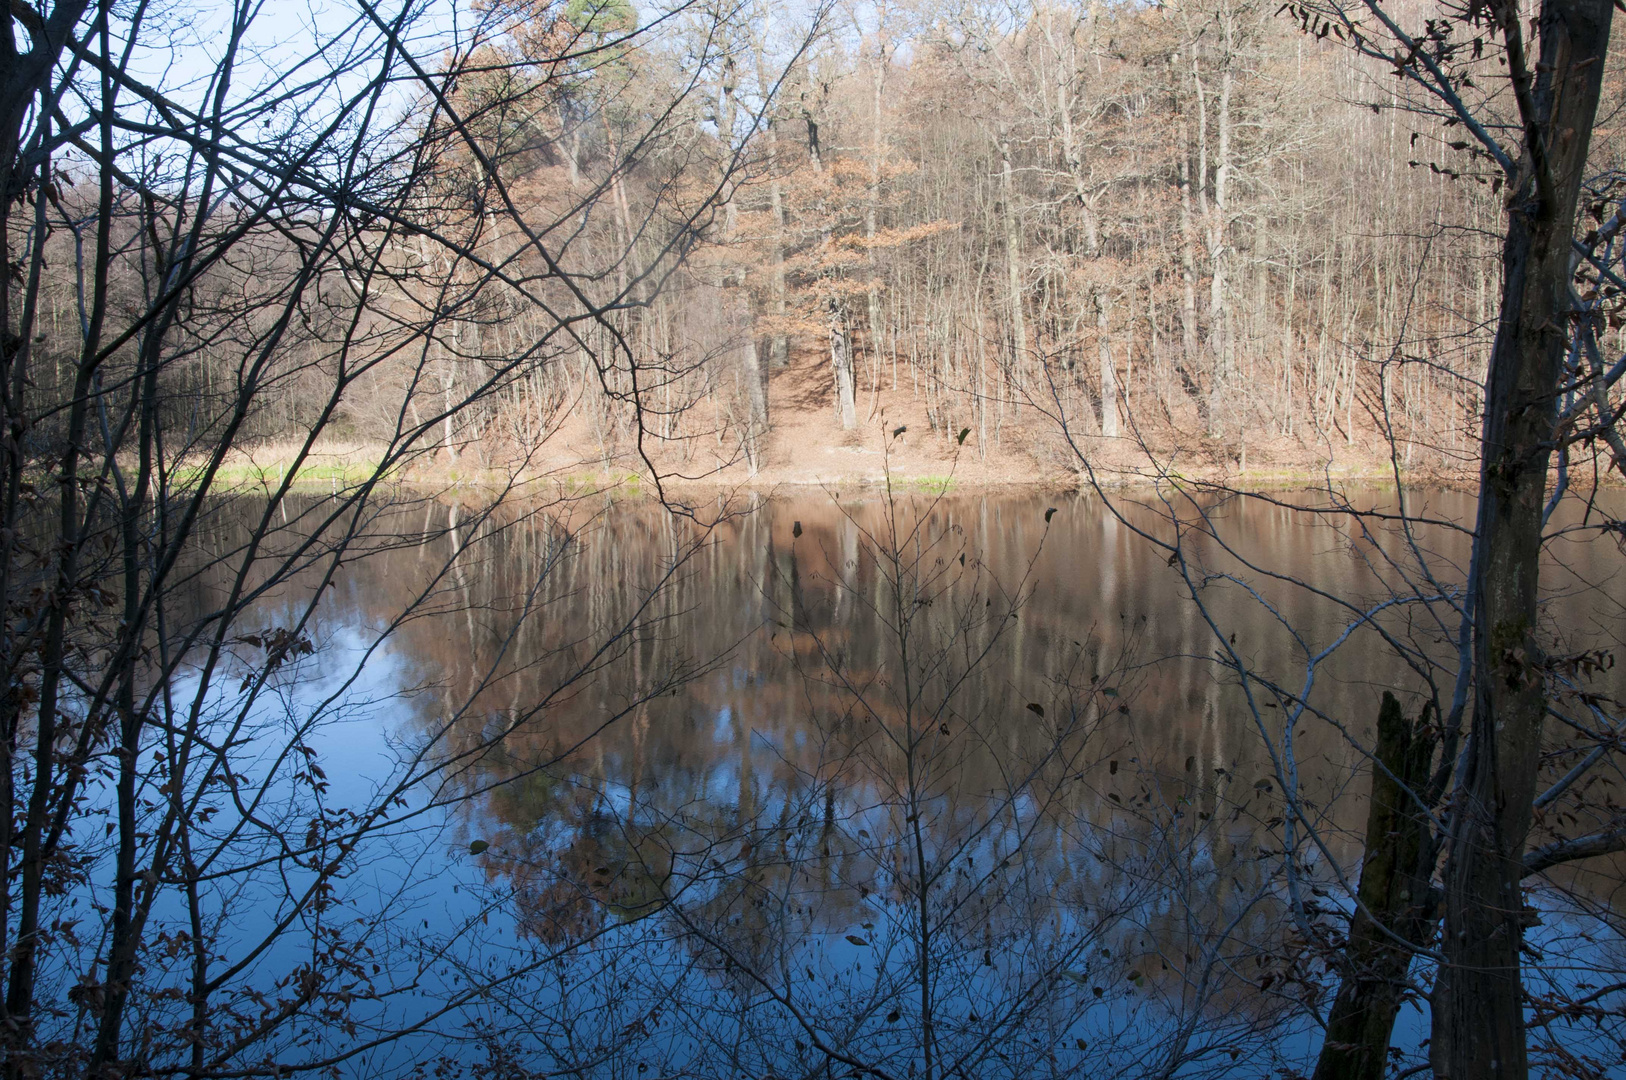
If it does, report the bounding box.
[183,439,1512,500]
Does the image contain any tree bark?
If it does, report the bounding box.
[1096,289,1118,437]
[865,43,889,399]
[768,154,789,369]
[1431,1,1614,1076]
[1201,22,1234,438]
[1000,139,1028,380]
[830,299,857,430]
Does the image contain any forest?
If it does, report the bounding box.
[8,0,1568,487]
[144,0,1607,487]
[3,0,1626,1078]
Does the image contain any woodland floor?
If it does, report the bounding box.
[236,347,1489,496]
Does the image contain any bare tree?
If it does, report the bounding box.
[1027,0,1626,1074]
[0,0,817,1073]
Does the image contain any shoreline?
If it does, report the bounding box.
[197,442,1504,500]
[175,433,1625,502]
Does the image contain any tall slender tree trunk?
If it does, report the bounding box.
[1096,290,1118,437]
[768,161,789,369]
[716,58,767,467]
[754,30,789,370]
[1056,67,1099,259]
[1202,17,1234,438]
[865,43,889,407]
[1000,139,1028,381]
[1431,2,1613,1076]
[804,104,856,429]
[830,299,857,430]
[1177,113,1205,421]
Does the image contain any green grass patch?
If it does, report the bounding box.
[907,475,955,494]
[174,458,385,492]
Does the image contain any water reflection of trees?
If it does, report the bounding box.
[304,488,1462,1077]
[163,484,1626,1076]
[183,480,1618,1078]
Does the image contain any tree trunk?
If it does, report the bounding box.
[830,299,857,430]
[1430,2,1613,1076]
[737,296,768,470]
[1312,693,1436,1080]
[1096,290,1118,438]
[715,62,767,469]
[1175,112,1208,426]
[865,44,889,403]
[754,33,789,370]
[769,159,789,369]
[1202,25,1234,437]
[1000,139,1028,379]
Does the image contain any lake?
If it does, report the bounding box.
[119,485,1626,1078]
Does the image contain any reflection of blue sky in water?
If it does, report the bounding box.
[150,620,511,1075]
[84,490,1626,1077]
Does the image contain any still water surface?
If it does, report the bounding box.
[222,487,1626,1078]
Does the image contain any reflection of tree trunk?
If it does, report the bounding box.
[447,502,476,644]
[1431,3,1613,1076]
[1313,693,1436,1080]
[788,544,810,633]
[440,340,459,462]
